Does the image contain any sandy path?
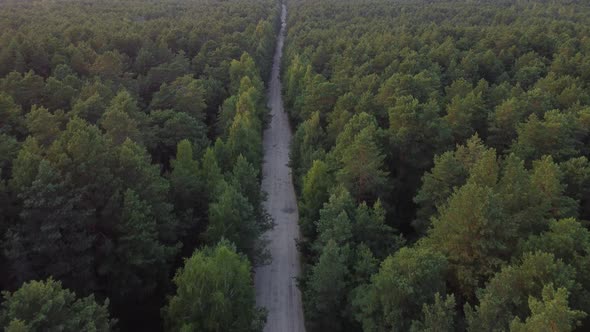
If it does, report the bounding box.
[254,4,306,332]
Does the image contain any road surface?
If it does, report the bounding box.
[254,4,306,332]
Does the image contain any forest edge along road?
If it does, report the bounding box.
[254,3,306,332]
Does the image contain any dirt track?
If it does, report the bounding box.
[254,4,306,332]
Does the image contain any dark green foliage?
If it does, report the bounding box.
[290,111,327,188]
[336,125,389,204]
[304,240,349,332]
[0,0,277,328]
[509,285,586,332]
[5,0,590,330]
[4,120,181,303]
[301,186,400,331]
[519,218,590,316]
[0,278,115,331]
[285,1,590,330]
[0,93,25,139]
[146,109,209,168]
[5,159,95,289]
[149,75,207,122]
[413,135,486,233]
[204,181,270,263]
[353,246,448,332]
[169,139,203,231]
[300,160,332,238]
[465,252,578,332]
[410,293,456,332]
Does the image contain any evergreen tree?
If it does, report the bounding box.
[169,139,203,227]
[162,241,265,332]
[425,181,510,300]
[204,182,267,262]
[510,285,586,332]
[304,239,349,332]
[410,293,456,332]
[150,75,207,122]
[300,159,332,238]
[0,279,115,331]
[354,246,448,332]
[24,106,62,147]
[5,160,95,291]
[337,127,388,204]
[466,252,577,332]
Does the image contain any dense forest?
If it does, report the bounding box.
[0,0,279,330]
[2,0,590,331]
[284,0,590,331]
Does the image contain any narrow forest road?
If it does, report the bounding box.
[254,4,306,332]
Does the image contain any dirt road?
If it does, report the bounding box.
[254,4,306,332]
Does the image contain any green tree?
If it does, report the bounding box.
[102,91,144,142]
[488,97,527,151]
[71,92,108,124]
[466,252,577,332]
[337,127,388,203]
[376,71,440,106]
[204,182,266,262]
[149,75,207,122]
[217,95,238,137]
[169,139,203,224]
[90,51,124,79]
[529,155,577,220]
[509,285,586,332]
[304,239,349,332]
[300,160,333,239]
[352,200,394,259]
[314,187,356,251]
[519,218,590,314]
[103,189,178,300]
[388,96,451,171]
[227,110,262,168]
[410,293,456,332]
[106,90,145,124]
[0,92,25,139]
[290,111,326,184]
[142,51,190,98]
[5,160,96,291]
[353,246,448,332]
[7,119,179,305]
[0,71,44,110]
[300,78,339,122]
[162,241,265,332]
[114,138,180,245]
[0,279,115,331]
[146,109,208,168]
[413,151,467,233]
[229,53,263,95]
[100,104,142,145]
[326,96,353,146]
[230,155,265,220]
[425,181,510,300]
[0,134,19,180]
[444,90,486,143]
[9,137,43,192]
[201,146,224,199]
[24,106,62,147]
[510,110,583,163]
[413,135,486,233]
[43,76,78,111]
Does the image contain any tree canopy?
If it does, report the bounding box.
[284,0,590,331]
[0,0,278,329]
